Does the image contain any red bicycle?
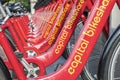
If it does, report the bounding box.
[0,0,120,80]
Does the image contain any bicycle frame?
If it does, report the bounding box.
[37,0,116,79]
[1,0,89,78]
[0,0,119,79]
[0,31,26,80]
[10,2,59,45]
[7,0,74,54]
[27,0,72,44]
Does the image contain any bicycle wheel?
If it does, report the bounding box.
[98,25,120,80]
[0,57,12,80]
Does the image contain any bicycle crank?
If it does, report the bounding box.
[15,51,45,78]
[24,62,40,78]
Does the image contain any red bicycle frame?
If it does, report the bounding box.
[8,0,74,54]
[35,0,116,79]
[0,0,119,79]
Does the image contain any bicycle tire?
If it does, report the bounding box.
[0,57,12,80]
[98,25,120,80]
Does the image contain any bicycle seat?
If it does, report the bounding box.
[0,0,9,4]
